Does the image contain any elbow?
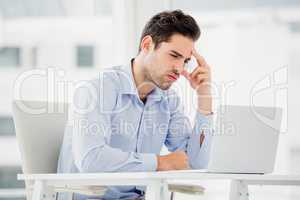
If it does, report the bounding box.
[190,157,210,169]
[189,149,211,169]
[74,146,106,173]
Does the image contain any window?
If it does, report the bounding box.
[289,21,300,33]
[171,0,300,12]
[31,47,38,68]
[95,0,112,16]
[0,0,64,18]
[0,117,15,136]
[0,47,21,68]
[0,166,25,200]
[0,0,114,69]
[0,167,24,189]
[76,45,95,68]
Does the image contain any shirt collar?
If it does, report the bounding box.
[119,58,165,102]
[118,59,138,95]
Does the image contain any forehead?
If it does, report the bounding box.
[159,34,194,57]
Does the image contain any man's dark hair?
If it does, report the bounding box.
[139,10,200,52]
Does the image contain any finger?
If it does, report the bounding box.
[192,49,208,68]
[186,164,191,170]
[184,161,191,170]
[190,68,205,79]
[196,77,209,85]
[196,74,209,83]
[180,160,188,168]
[194,73,209,83]
[190,67,208,79]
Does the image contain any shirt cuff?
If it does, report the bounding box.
[137,153,158,172]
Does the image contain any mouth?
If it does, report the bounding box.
[167,74,178,81]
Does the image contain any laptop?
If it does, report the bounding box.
[194,105,283,174]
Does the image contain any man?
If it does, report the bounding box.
[58,10,213,200]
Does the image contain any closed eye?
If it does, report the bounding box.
[170,54,179,58]
[169,51,191,64]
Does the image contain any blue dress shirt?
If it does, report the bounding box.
[57,60,213,200]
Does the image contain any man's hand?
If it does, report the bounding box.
[181,49,212,115]
[156,151,189,171]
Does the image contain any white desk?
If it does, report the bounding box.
[18,171,300,200]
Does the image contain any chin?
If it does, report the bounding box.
[159,83,172,90]
[152,79,172,90]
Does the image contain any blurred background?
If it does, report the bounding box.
[0,0,299,199]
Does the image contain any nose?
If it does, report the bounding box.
[173,60,185,74]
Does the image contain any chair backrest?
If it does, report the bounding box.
[12,100,68,174]
[12,100,68,200]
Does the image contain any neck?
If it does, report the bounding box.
[131,56,155,101]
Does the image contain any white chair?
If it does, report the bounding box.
[12,100,204,200]
[12,100,107,200]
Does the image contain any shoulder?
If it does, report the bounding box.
[73,65,128,113]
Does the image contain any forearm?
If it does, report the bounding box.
[187,111,213,169]
[76,145,158,172]
[196,83,212,115]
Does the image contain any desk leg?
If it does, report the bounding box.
[161,181,170,200]
[229,180,249,200]
[145,181,161,200]
[32,180,56,200]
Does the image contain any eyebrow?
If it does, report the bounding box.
[170,50,191,63]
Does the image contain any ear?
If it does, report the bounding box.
[140,35,154,53]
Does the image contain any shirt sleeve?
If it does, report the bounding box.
[69,77,157,173]
[186,112,213,169]
[164,90,213,169]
